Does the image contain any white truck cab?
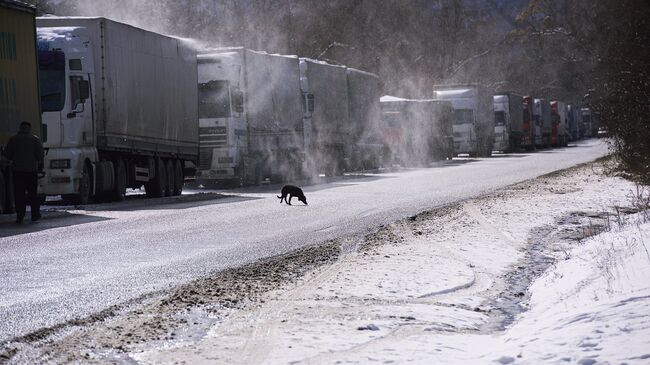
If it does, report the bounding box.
[37,26,97,198]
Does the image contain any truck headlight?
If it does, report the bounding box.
[50,159,71,169]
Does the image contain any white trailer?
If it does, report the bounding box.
[581,108,593,138]
[347,68,383,171]
[36,17,198,203]
[567,104,582,141]
[433,84,494,157]
[533,98,552,147]
[299,58,349,177]
[197,48,305,185]
[493,93,524,152]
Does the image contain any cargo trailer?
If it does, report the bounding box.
[36,17,198,203]
[197,47,305,185]
[299,58,349,177]
[533,98,551,148]
[1,0,41,214]
[347,68,383,171]
[433,84,494,157]
[493,93,524,152]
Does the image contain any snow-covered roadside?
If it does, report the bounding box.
[132,164,650,365]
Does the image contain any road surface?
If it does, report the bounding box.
[0,140,608,342]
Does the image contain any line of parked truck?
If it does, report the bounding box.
[0,3,600,213]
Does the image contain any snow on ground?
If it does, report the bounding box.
[132,165,650,365]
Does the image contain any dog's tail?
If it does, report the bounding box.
[277,195,282,199]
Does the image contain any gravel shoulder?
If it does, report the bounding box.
[3,158,646,364]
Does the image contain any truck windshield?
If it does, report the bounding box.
[453,109,474,125]
[494,111,506,126]
[199,80,231,118]
[38,50,66,112]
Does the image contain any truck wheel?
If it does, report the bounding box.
[165,160,174,197]
[173,160,183,196]
[145,158,166,198]
[112,160,127,202]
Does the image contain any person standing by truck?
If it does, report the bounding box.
[3,122,44,224]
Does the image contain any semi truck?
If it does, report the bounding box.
[550,100,569,147]
[581,108,593,138]
[36,17,198,204]
[533,98,551,148]
[567,104,582,141]
[1,0,41,214]
[433,84,494,157]
[521,96,535,150]
[347,68,384,171]
[493,93,524,153]
[197,47,305,185]
[299,58,349,177]
[379,96,453,166]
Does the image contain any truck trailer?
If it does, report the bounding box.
[299,58,349,177]
[36,17,198,203]
[567,104,582,141]
[197,48,305,185]
[347,68,383,171]
[1,0,41,214]
[550,100,569,147]
[493,93,524,153]
[521,96,535,150]
[380,96,453,166]
[533,98,551,148]
[433,84,494,157]
[581,108,593,138]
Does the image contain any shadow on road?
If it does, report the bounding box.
[0,212,113,238]
[45,193,262,213]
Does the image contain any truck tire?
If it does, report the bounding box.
[165,160,174,197]
[173,160,183,196]
[145,158,166,198]
[112,160,127,202]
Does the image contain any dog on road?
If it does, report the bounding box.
[278,185,308,205]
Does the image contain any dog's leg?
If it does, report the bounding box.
[287,195,292,205]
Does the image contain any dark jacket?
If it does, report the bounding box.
[4,131,44,173]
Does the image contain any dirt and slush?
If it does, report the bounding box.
[2,158,647,364]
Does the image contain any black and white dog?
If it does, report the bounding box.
[277,185,308,205]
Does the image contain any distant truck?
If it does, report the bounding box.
[379,96,453,166]
[550,100,569,147]
[299,58,349,177]
[567,104,582,141]
[533,98,552,148]
[1,0,41,214]
[581,108,593,138]
[346,68,384,171]
[197,48,305,185]
[493,93,524,152]
[433,84,494,157]
[521,96,536,150]
[36,17,198,204]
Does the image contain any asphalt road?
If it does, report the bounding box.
[0,140,608,342]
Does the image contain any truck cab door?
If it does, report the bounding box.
[63,71,93,147]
